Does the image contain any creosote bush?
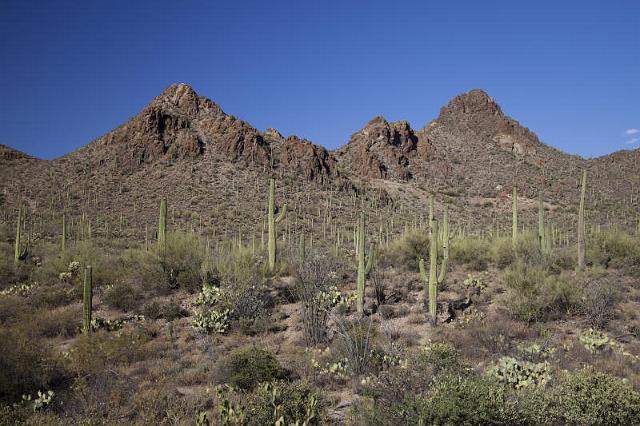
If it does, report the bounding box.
[386,230,430,271]
[502,261,581,322]
[217,347,285,391]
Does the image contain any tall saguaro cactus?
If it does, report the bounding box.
[577,170,587,271]
[61,214,66,251]
[267,178,287,272]
[158,199,167,248]
[538,194,545,251]
[356,212,375,314]
[82,265,93,335]
[419,218,440,325]
[14,207,28,263]
[512,186,518,246]
[437,206,449,285]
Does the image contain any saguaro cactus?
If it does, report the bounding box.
[61,214,66,251]
[14,207,29,262]
[356,212,375,314]
[512,186,518,246]
[577,170,587,271]
[437,206,449,285]
[538,194,545,252]
[419,218,439,325]
[158,199,167,248]
[82,265,93,334]
[267,178,287,271]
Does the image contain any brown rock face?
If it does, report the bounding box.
[431,89,543,162]
[281,136,337,182]
[90,83,269,170]
[338,116,418,180]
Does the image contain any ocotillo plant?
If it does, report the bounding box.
[577,170,587,271]
[82,265,93,334]
[512,186,518,246]
[158,198,167,248]
[267,178,287,272]
[437,206,449,285]
[356,212,375,314]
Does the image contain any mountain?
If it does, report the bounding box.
[0,84,638,238]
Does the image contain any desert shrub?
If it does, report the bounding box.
[491,233,543,269]
[244,381,319,426]
[65,329,151,376]
[503,262,581,322]
[580,275,620,329]
[551,368,640,425]
[293,253,342,345]
[157,232,205,291]
[31,305,82,338]
[142,299,184,321]
[119,248,166,292]
[217,347,285,391]
[588,230,640,277]
[386,230,430,270]
[35,240,120,289]
[417,374,510,425]
[417,342,464,375]
[450,237,491,268]
[209,245,262,287]
[103,282,140,311]
[0,327,65,402]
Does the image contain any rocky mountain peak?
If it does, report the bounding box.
[439,89,503,118]
[337,116,418,180]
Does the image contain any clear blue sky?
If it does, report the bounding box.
[1,0,638,159]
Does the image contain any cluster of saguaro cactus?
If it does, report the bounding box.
[82,265,93,335]
[577,170,587,271]
[267,178,287,272]
[158,198,167,248]
[356,212,375,314]
[14,207,29,262]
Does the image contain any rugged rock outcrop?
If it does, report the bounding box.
[89,83,269,170]
[337,116,418,180]
[281,136,337,182]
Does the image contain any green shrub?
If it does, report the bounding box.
[450,238,491,269]
[103,282,140,311]
[386,230,430,271]
[142,299,184,321]
[217,347,285,390]
[244,381,319,426]
[588,230,640,277]
[0,327,65,402]
[65,329,151,376]
[503,262,581,322]
[418,374,510,425]
[492,233,543,269]
[417,342,463,375]
[552,368,640,425]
